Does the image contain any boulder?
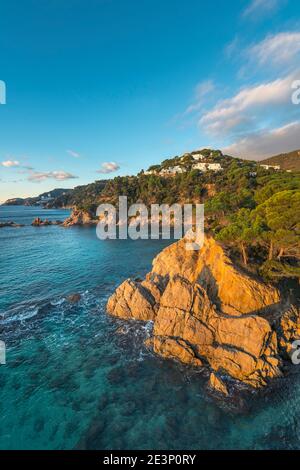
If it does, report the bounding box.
[67,293,81,303]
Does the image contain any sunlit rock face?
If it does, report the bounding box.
[63,209,97,226]
[107,236,289,394]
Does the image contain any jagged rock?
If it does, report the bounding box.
[279,306,300,355]
[106,236,284,393]
[63,209,98,227]
[31,218,60,226]
[209,373,229,396]
[32,217,42,226]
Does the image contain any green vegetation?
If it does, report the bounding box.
[50,149,300,283]
[261,149,300,172]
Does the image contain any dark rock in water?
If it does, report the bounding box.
[31,217,62,227]
[80,421,106,449]
[0,221,24,228]
[71,400,82,412]
[32,217,47,226]
[50,424,59,441]
[121,401,136,416]
[67,293,81,303]
[98,392,110,410]
[64,420,77,438]
[107,367,124,385]
[34,417,45,432]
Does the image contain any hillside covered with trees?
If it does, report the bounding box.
[50,149,300,285]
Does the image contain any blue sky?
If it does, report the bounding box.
[1,0,300,201]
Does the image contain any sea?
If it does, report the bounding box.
[0,205,300,450]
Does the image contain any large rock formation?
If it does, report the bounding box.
[63,209,98,227]
[107,236,290,394]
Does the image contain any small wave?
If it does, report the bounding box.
[1,305,39,324]
[50,298,66,306]
[142,320,154,335]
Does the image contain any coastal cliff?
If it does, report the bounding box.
[107,236,299,395]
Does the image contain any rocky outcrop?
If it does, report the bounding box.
[31,218,62,226]
[0,221,24,228]
[107,277,162,321]
[62,209,98,227]
[107,236,289,394]
[279,306,300,356]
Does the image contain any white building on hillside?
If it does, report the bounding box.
[192,162,207,171]
[260,164,280,170]
[191,153,206,161]
[208,163,222,171]
[192,162,223,172]
[159,165,186,175]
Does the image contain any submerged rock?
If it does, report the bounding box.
[107,235,291,394]
[0,221,24,228]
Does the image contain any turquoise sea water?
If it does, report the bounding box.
[1,205,300,450]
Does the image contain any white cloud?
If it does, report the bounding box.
[28,171,78,182]
[66,149,80,158]
[184,80,215,115]
[249,32,300,67]
[97,162,120,174]
[1,160,20,167]
[243,0,283,18]
[223,121,300,159]
[200,74,296,135]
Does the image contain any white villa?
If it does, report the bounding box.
[192,153,206,161]
[145,150,224,177]
[260,164,280,170]
[192,162,223,172]
[180,152,206,161]
[159,165,186,175]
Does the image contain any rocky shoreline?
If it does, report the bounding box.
[106,236,300,396]
[0,210,92,228]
